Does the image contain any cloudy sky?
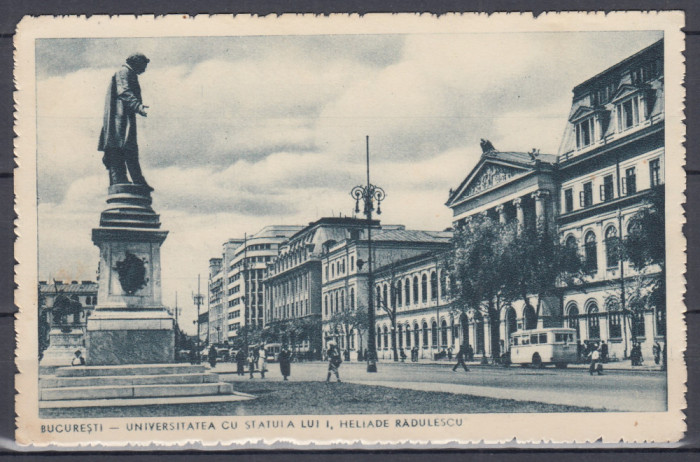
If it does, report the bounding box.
[36,30,662,333]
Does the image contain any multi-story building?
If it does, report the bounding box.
[443,39,665,361]
[556,38,665,361]
[265,217,386,357]
[322,228,452,360]
[207,225,302,345]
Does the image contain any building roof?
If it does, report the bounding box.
[373,250,450,276]
[372,229,453,243]
[39,281,98,294]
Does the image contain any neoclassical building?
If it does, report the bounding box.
[321,228,451,359]
[442,38,665,362]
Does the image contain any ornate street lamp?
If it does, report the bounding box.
[350,136,385,373]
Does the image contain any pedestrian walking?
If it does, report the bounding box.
[452,346,469,372]
[279,345,292,381]
[325,341,342,383]
[208,345,217,368]
[236,349,246,376]
[248,350,256,379]
[258,344,268,379]
[589,344,603,375]
[447,347,453,361]
[400,348,407,362]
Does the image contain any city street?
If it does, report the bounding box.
[214,360,667,412]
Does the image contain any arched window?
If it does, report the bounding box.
[430,272,438,300]
[377,326,382,349]
[523,304,537,330]
[340,290,345,311]
[421,274,428,303]
[335,291,339,314]
[441,319,448,347]
[398,324,403,348]
[505,307,517,342]
[397,280,403,306]
[422,322,429,347]
[605,226,619,269]
[413,276,419,304]
[414,322,420,347]
[383,285,389,309]
[584,231,598,273]
[376,285,382,307]
[606,297,622,338]
[587,302,600,339]
[350,288,355,309]
[431,321,438,347]
[383,325,389,350]
[405,324,411,347]
[451,317,457,346]
[440,271,447,299]
[632,310,646,339]
[405,279,411,305]
[567,303,580,337]
[327,295,332,315]
[565,235,577,249]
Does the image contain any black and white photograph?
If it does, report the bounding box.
[14,13,686,446]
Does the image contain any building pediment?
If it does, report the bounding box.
[569,105,596,123]
[447,159,531,206]
[610,84,645,104]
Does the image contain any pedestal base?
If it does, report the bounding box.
[40,329,85,368]
[86,310,174,365]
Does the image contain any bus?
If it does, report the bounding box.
[265,343,282,362]
[509,327,578,368]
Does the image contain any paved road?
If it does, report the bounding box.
[212,361,666,412]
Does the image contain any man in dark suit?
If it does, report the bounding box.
[98,53,153,191]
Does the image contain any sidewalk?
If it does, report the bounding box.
[374,358,664,371]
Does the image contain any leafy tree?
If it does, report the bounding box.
[502,220,584,324]
[621,186,666,342]
[329,305,369,357]
[447,215,513,357]
[374,262,403,361]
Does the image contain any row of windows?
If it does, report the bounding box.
[563,158,661,213]
[375,270,449,309]
[566,302,665,340]
[227,310,240,320]
[272,274,309,300]
[376,320,456,350]
[227,285,240,296]
[324,288,356,316]
[272,299,309,320]
[574,92,651,150]
[228,322,240,332]
[324,256,356,281]
[230,257,273,271]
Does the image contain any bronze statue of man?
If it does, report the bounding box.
[98,53,153,191]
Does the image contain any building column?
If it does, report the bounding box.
[496,204,507,224]
[513,198,524,231]
[531,189,550,233]
[483,315,492,358]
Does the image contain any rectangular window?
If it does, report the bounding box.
[649,159,661,187]
[575,118,595,149]
[564,188,573,213]
[539,333,548,344]
[579,182,593,208]
[623,167,637,195]
[350,256,354,271]
[601,175,614,202]
[609,312,622,338]
[617,97,640,132]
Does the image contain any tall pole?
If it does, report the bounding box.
[193,274,204,359]
[351,135,385,373]
[174,291,179,350]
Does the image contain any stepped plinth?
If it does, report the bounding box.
[86,183,174,366]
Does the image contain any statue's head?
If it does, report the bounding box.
[126,53,150,74]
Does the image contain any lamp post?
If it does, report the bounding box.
[350,135,386,373]
[193,274,204,361]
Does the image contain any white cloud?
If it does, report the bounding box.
[35,31,663,333]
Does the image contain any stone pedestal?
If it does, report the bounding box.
[39,328,85,368]
[86,184,174,366]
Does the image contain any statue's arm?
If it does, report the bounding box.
[115,69,147,116]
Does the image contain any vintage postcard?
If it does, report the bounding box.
[14,13,686,448]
